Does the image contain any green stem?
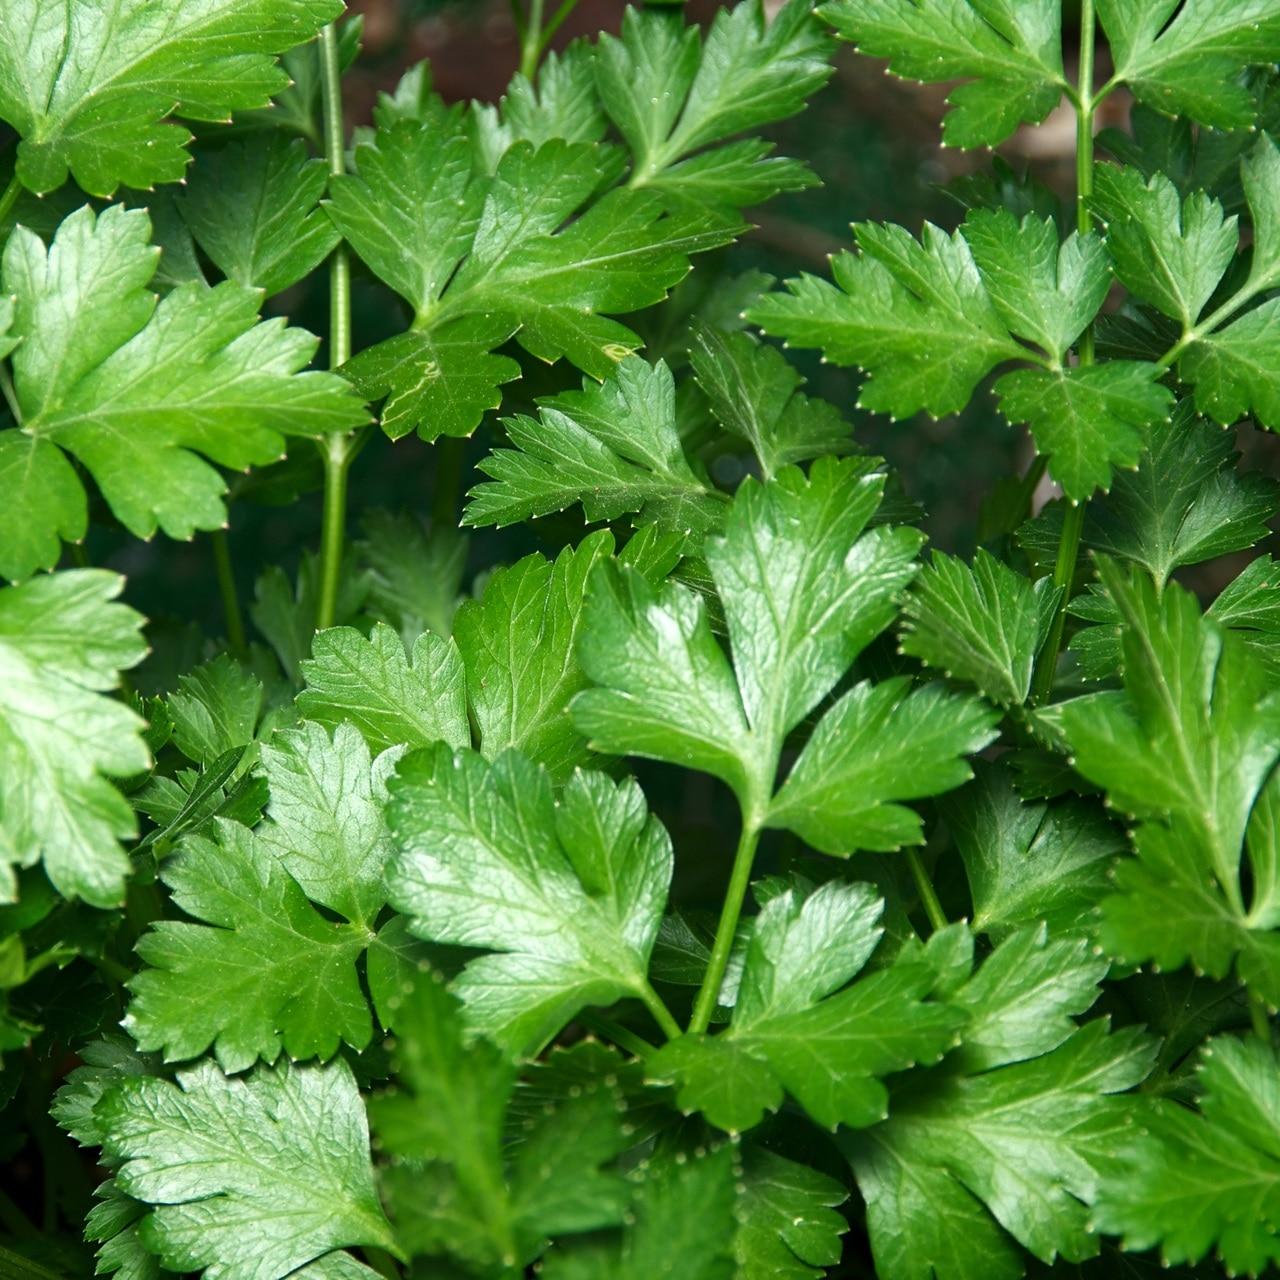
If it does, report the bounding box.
[578,1010,657,1058]
[0,174,20,226]
[638,980,682,1041]
[689,821,761,1034]
[1030,0,1096,705]
[360,1247,401,1279]
[1251,989,1271,1041]
[540,0,582,51]
[0,360,21,423]
[211,530,247,656]
[315,20,353,632]
[519,0,546,80]
[906,848,947,935]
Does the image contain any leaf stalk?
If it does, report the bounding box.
[211,529,247,656]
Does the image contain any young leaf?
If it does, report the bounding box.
[749,223,1027,420]
[177,134,339,297]
[0,205,367,580]
[0,570,147,907]
[0,0,342,196]
[359,510,466,644]
[465,356,722,535]
[899,549,1061,706]
[1097,0,1280,130]
[735,1149,849,1280]
[1094,1032,1280,1275]
[386,747,672,1054]
[818,0,1066,148]
[97,1058,399,1279]
[942,762,1121,939]
[165,654,264,767]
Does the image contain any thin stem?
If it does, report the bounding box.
[211,530,247,656]
[578,1010,657,1058]
[0,361,21,423]
[519,0,546,81]
[360,1247,401,1279]
[689,821,761,1034]
[906,848,947,935]
[0,174,20,227]
[1030,0,1096,705]
[638,980,682,1041]
[540,0,582,51]
[1251,989,1271,1041]
[316,435,350,631]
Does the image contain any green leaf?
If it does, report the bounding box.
[465,356,723,535]
[298,623,470,756]
[386,747,672,1054]
[749,222,1026,419]
[735,1149,849,1280]
[97,1057,398,1279]
[688,326,854,478]
[900,549,1061,706]
[166,655,264,767]
[0,0,342,196]
[994,363,1174,501]
[962,210,1110,362]
[1094,1032,1280,1275]
[1019,407,1280,586]
[359,510,466,644]
[124,817,373,1072]
[1098,0,1280,130]
[177,134,339,297]
[0,570,147,907]
[453,531,624,780]
[818,0,1066,148]
[0,205,367,580]
[1090,164,1238,328]
[598,0,833,190]
[942,762,1121,939]
[845,1019,1155,1280]
[372,975,629,1270]
[651,881,963,1132]
[766,678,998,856]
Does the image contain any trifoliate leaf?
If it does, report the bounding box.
[297,623,469,756]
[1046,561,1280,998]
[453,531,626,780]
[540,1146,738,1280]
[177,134,339,297]
[942,762,1121,939]
[97,1058,398,1280]
[465,356,723,535]
[749,222,1026,420]
[372,975,628,1271]
[845,1019,1154,1280]
[1097,0,1280,130]
[576,458,933,817]
[650,882,963,1132]
[0,0,342,196]
[1090,164,1239,328]
[124,818,373,1072]
[766,677,999,856]
[688,326,854,478]
[900,549,1061,706]
[358,511,466,644]
[386,747,672,1054]
[1094,1032,1280,1275]
[962,211,1110,363]
[735,1149,849,1280]
[0,570,147,907]
[598,0,832,193]
[1019,407,1280,586]
[994,363,1174,501]
[818,0,1066,148]
[0,205,367,580]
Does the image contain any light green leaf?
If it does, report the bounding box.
[98,1058,398,1280]
[749,222,1026,420]
[995,362,1174,500]
[0,205,367,579]
[297,623,469,756]
[767,677,998,856]
[0,0,342,196]
[178,134,339,297]
[818,0,1065,148]
[1098,0,1280,130]
[386,747,672,1054]
[900,549,1060,705]
[735,1149,849,1280]
[1094,1032,1280,1275]
[0,570,147,906]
